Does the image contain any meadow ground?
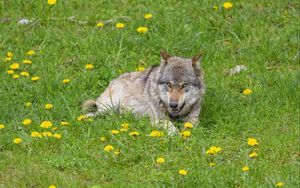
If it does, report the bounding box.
[0,0,299,187]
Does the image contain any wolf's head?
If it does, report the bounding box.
[157,50,204,119]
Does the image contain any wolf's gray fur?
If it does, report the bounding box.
[83,50,205,134]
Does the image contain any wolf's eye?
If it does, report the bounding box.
[182,83,188,88]
[166,82,172,87]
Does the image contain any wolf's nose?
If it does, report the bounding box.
[169,101,178,109]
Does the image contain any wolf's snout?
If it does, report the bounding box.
[169,101,178,109]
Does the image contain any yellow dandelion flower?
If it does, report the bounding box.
[22,119,32,126]
[249,151,258,158]
[111,130,120,135]
[247,138,258,146]
[53,133,62,139]
[47,0,57,6]
[4,57,12,61]
[22,59,32,64]
[0,124,5,129]
[115,22,125,29]
[129,131,140,136]
[45,103,53,110]
[100,136,106,142]
[13,138,23,144]
[149,130,164,137]
[242,166,249,172]
[135,66,145,72]
[178,169,188,176]
[223,2,233,9]
[10,63,20,70]
[12,74,20,79]
[275,182,284,187]
[42,131,53,137]
[209,162,216,167]
[31,76,40,81]
[85,64,94,70]
[156,157,165,164]
[120,128,128,132]
[62,79,71,84]
[77,115,87,121]
[181,130,191,139]
[243,88,252,95]
[31,131,42,138]
[96,22,104,27]
[121,123,129,129]
[48,185,56,188]
[184,122,193,129]
[7,52,13,58]
[26,50,35,56]
[185,146,191,150]
[136,26,148,34]
[114,149,121,155]
[104,145,114,152]
[144,13,153,19]
[6,70,14,75]
[60,121,69,126]
[206,146,222,155]
[21,71,30,77]
[40,121,53,128]
[25,102,32,107]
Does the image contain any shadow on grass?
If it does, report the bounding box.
[199,88,221,130]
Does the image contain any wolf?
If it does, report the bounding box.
[83,50,205,135]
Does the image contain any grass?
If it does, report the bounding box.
[0,0,299,187]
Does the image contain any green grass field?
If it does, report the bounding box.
[0,0,299,187]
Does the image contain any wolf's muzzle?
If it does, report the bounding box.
[169,101,178,109]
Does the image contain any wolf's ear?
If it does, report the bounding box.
[160,50,171,62]
[192,52,203,65]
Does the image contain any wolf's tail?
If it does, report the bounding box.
[82,99,98,112]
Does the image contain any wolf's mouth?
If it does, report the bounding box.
[170,102,185,114]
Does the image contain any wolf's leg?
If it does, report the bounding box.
[92,83,128,116]
[83,83,124,118]
[184,104,201,125]
[152,119,178,136]
[188,116,199,125]
[147,106,178,135]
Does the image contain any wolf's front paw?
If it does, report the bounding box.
[167,125,178,136]
[162,121,178,136]
[153,120,178,136]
